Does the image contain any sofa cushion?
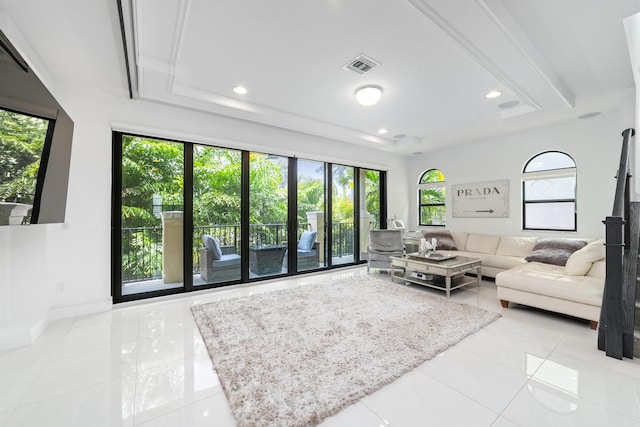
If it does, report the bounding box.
[496,236,538,257]
[451,232,469,252]
[464,233,500,254]
[496,262,603,306]
[422,229,457,250]
[525,238,587,266]
[297,230,317,251]
[203,235,222,260]
[483,255,529,271]
[211,253,241,268]
[565,240,605,276]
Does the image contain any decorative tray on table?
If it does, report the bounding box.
[408,252,457,262]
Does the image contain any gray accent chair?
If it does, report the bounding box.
[367,229,404,272]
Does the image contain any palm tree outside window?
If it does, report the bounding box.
[418,169,445,226]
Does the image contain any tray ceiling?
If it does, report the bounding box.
[120,0,640,154]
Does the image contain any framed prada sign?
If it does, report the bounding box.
[452,179,509,218]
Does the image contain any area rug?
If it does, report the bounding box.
[191,275,500,426]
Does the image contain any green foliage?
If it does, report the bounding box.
[119,137,384,280]
[420,168,445,184]
[419,169,446,225]
[249,153,287,225]
[297,175,324,222]
[420,188,446,225]
[365,169,380,224]
[193,147,241,225]
[121,136,184,227]
[0,109,49,203]
[332,165,354,222]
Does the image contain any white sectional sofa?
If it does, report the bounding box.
[420,230,605,329]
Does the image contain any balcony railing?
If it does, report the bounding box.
[122,220,378,283]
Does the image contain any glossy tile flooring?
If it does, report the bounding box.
[2,267,640,426]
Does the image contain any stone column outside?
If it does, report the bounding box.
[160,211,183,284]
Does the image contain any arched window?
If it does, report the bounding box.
[522,151,576,231]
[418,169,445,226]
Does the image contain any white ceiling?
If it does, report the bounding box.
[114,0,640,153]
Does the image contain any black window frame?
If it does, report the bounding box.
[111,131,388,303]
[418,168,446,227]
[522,151,577,232]
[0,105,55,224]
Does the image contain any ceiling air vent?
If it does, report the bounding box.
[344,54,379,75]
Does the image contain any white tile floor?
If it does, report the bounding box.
[2,267,640,426]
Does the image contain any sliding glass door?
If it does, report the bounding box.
[113,132,387,302]
[296,159,326,272]
[119,135,184,296]
[249,153,289,278]
[359,169,382,261]
[193,146,242,285]
[331,165,355,265]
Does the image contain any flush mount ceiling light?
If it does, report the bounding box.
[378,128,388,134]
[233,86,248,95]
[355,85,383,106]
[485,90,502,99]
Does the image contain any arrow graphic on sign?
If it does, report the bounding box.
[475,209,495,213]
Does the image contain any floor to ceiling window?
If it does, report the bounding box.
[0,107,53,224]
[193,145,242,286]
[118,135,185,297]
[112,132,386,302]
[249,153,289,278]
[296,159,326,272]
[359,168,382,260]
[331,165,355,265]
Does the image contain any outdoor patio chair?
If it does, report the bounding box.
[200,235,241,282]
[283,230,320,270]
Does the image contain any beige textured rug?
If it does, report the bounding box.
[191,274,499,427]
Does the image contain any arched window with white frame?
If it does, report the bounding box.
[522,151,576,231]
[418,169,445,226]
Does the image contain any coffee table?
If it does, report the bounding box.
[390,253,482,298]
[249,245,287,275]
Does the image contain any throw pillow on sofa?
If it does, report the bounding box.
[525,238,587,266]
[422,230,457,250]
[565,239,605,275]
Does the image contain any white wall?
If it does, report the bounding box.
[409,111,623,238]
[0,1,633,350]
[0,69,411,349]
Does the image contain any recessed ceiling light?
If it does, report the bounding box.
[355,85,383,106]
[233,86,247,95]
[578,112,601,119]
[393,134,407,139]
[485,91,502,99]
[378,128,388,134]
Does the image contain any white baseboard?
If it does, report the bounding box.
[49,297,113,320]
[0,326,33,351]
[0,297,113,352]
